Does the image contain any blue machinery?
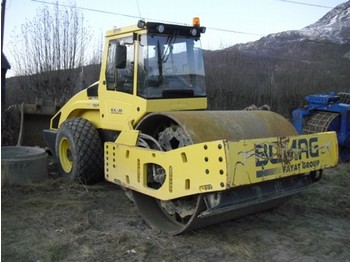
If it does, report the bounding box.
[293,92,350,162]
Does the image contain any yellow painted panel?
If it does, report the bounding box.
[105,140,227,200]
[104,131,338,201]
[226,131,338,186]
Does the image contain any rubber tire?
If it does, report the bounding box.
[55,117,103,184]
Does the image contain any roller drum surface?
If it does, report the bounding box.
[133,110,301,234]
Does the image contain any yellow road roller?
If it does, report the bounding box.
[43,18,338,235]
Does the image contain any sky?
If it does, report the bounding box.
[2,0,346,76]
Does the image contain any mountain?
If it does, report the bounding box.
[204,1,350,116]
[230,1,350,58]
[301,1,350,44]
[239,2,349,48]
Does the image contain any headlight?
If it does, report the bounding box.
[137,20,146,28]
[156,24,165,33]
[190,28,198,36]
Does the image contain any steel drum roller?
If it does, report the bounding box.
[133,110,300,234]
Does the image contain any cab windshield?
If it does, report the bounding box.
[138,34,206,98]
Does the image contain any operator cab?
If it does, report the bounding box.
[105,18,207,99]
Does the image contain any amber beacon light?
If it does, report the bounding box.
[193,17,200,27]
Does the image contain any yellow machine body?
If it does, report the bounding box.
[49,24,207,131]
[105,131,337,201]
[44,19,339,234]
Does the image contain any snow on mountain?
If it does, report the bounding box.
[300,1,350,44]
[230,1,350,58]
[266,1,350,45]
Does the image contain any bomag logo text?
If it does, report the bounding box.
[254,137,320,177]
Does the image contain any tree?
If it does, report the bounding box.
[9,1,92,102]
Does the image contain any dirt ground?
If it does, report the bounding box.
[1,163,350,262]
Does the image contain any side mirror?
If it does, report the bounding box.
[115,45,127,69]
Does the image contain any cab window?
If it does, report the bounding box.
[105,36,134,94]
